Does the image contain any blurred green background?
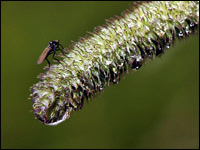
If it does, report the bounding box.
[1,1,199,149]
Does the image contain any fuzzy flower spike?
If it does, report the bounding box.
[30,1,199,125]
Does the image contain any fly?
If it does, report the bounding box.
[37,40,66,68]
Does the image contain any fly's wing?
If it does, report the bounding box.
[37,47,51,64]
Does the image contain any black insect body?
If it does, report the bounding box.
[37,40,65,68]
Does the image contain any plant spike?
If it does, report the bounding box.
[30,1,199,125]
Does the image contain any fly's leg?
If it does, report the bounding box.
[52,51,65,69]
[57,44,67,57]
[45,52,52,69]
[57,48,70,59]
[46,58,51,68]
[58,44,64,50]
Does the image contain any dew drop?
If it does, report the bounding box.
[185,28,190,35]
[131,56,143,70]
[99,87,104,91]
[189,22,198,33]
[166,44,170,49]
[156,46,164,56]
[112,79,119,84]
[178,31,184,37]
[190,22,195,27]
[145,49,153,58]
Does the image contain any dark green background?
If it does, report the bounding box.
[1,1,199,149]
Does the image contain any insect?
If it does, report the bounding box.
[37,40,65,68]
